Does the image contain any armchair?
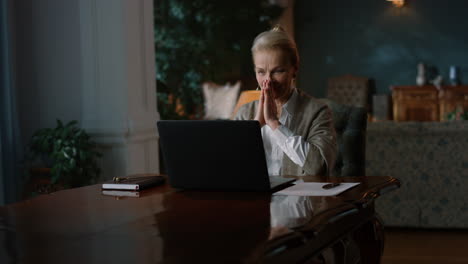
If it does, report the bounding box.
[327,74,370,110]
[231,90,261,118]
[319,99,367,177]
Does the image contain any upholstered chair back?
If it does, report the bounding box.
[319,99,367,177]
[327,74,370,110]
[231,90,261,118]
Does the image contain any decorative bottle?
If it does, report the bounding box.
[449,66,460,86]
[416,63,426,86]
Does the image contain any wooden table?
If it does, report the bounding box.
[0,176,399,263]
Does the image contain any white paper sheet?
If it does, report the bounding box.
[274,182,360,196]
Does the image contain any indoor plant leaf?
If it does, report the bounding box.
[26,120,102,190]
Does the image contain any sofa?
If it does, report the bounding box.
[366,121,468,228]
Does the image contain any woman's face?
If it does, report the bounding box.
[253,49,297,102]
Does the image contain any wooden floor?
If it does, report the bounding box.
[381,228,468,264]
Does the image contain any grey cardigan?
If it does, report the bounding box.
[234,89,337,176]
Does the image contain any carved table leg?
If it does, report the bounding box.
[354,214,385,264]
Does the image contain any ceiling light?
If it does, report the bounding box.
[387,0,405,8]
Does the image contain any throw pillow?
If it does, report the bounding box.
[202,81,241,120]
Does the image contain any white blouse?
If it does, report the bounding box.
[261,90,310,176]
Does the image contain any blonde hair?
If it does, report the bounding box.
[251,25,299,69]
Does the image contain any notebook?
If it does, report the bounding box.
[101,175,165,191]
[157,120,295,191]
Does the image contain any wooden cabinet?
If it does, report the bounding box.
[391,85,468,121]
[439,86,468,121]
[392,86,439,121]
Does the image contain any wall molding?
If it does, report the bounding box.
[90,129,158,146]
[78,0,159,174]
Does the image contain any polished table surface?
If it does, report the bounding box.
[0,176,399,263]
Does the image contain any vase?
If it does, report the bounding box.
[416,63,426,86]
[449,66,460,86]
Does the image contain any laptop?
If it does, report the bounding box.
[157,120,295,191]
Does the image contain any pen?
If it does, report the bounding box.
[113,176,155,183]
[322,183,341,189]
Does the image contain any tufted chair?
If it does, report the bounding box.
[319,98,367,177]
[327,74,370,110]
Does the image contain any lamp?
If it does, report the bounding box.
[387,0,405,8]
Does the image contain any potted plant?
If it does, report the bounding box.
[446,106,468,121]
[26,120,102,192]
[154,0,283,120]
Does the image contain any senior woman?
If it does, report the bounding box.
[234,26,337,176]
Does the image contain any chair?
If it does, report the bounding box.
[232,90,368,177]
[231,90,261,118]
[202,81,241,120]
[319,98,367,177]
[327,74,370,110]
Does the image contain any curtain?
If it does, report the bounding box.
[0,0,21,205]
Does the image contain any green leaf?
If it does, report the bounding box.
[26,119,102,188]
[51,174,60,184]
[67,120,78,127]
[70,158,76,168]
[63,149,70,159]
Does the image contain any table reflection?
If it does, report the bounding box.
[269,195,314,240]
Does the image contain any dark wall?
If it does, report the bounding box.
[13,0,83,144]
[295,0,468,98]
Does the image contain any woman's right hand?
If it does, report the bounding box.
[254,80,266,126]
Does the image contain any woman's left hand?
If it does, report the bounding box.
[263,80,280,130]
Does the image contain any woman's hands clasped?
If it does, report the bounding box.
[254,80,280,130]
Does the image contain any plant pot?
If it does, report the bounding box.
[23,168,65,198]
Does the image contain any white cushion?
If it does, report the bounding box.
[202,81,241,120]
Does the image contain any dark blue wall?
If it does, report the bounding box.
[295,0,468,97]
